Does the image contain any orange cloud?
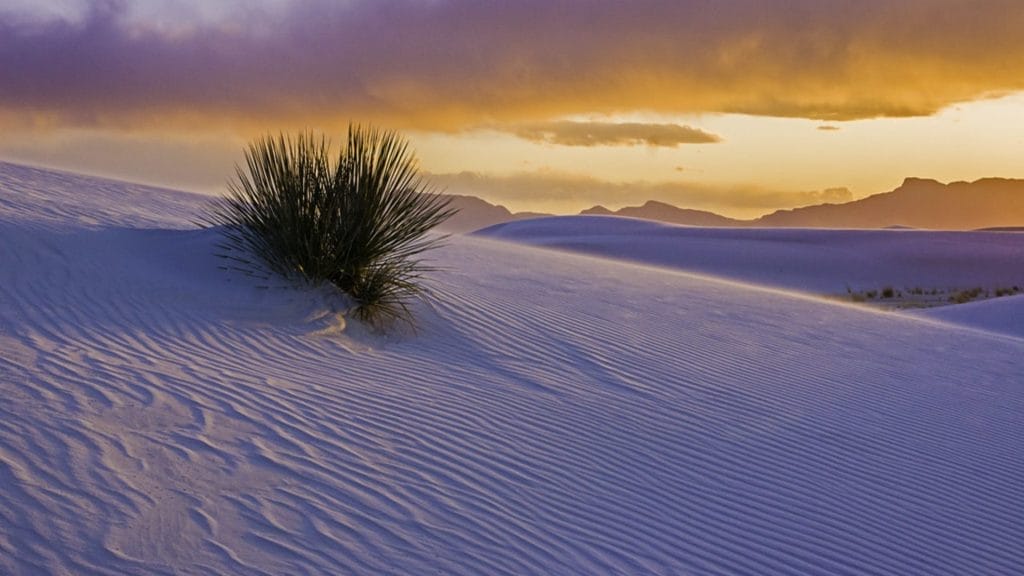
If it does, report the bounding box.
[1,1,1023,131]
[506,121,721,147]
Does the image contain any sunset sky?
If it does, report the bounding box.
[2,0,1023,217]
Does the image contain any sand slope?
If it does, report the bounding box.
[1,162,1023,575]
[477,215,1024,295]
[913,294,1024,339]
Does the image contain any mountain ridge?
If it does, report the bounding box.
[445,177,1024,232]
[752,177,1024,229]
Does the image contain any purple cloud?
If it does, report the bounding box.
[2,0,1023,131]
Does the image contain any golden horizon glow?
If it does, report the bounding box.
[1,1,1023,218]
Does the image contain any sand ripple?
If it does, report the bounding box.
[2,163,1023,574]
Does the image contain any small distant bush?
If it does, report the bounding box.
[949,287,984,304]
[206,125,455,328]
[849,283,1021,307]
[994,286,1023,297]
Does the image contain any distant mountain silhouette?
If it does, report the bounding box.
[753,178,1024,229]
[441,178,1024,232]
[438,194,547,233]
[581,200,743,227]
[584,178,1024,230]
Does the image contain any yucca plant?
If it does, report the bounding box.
[206,125,455,328]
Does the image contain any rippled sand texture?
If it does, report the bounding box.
[1,161,1022,575]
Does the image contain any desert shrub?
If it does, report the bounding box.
[206,125,455,328]
[949,287,984,304]
[995,286,1022,297]
[881,286,895,299]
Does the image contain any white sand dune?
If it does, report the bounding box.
[2,161,1023,575]
[912,294,1024,339]
[476,215,1024,296]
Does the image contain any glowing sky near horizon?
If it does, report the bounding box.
[1,0,1023,217]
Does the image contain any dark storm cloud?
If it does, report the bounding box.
[2,0,1023,130]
